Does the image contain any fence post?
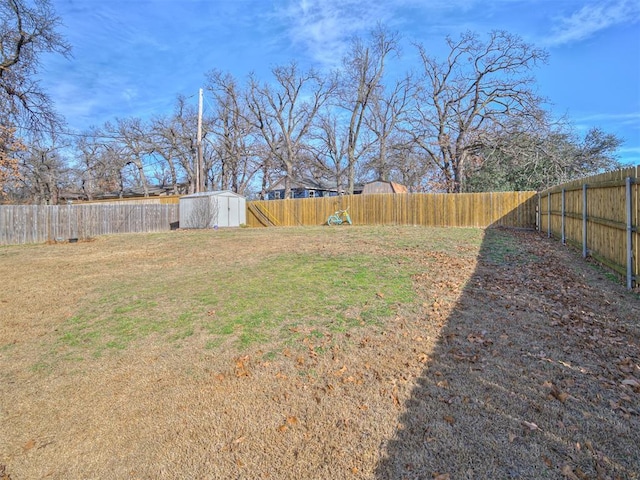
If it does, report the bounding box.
[536,193,540,232]
[561,188,566,245]
[547,192,551,238]
[582,184,588,258]
[626,177,634,290]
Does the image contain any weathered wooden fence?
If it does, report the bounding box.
[538,165,639,289]
[246,191,538,229]
[0,203,179,245]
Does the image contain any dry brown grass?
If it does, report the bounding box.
[1,226,638,479]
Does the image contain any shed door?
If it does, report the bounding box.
[226,196,242,227]
[216,196,230,227]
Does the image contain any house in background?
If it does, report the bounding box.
[265,177,407,200]
[361,180,408,194]
[59,183,189,203]
[266,177,340,200]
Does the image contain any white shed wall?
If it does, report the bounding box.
[179,191,246,228]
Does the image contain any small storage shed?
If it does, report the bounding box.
[362,180,408,194]
[179,191,246,228]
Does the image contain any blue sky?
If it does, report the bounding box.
[40,0,640,164]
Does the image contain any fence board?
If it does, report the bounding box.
[0,203,179,245]
[245,192,538,229]
[539,165,639,288]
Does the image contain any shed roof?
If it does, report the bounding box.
[181,190,245,199]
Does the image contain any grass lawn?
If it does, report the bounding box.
[1,226,638,479]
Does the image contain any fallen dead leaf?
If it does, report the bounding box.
[391,387,400,408]
[22,440,35,452]
[235,356,250,377]
[550,385,570,403]
[334,365,347,376]
[561,464,580,480]
[522,421,540,431]
[574,467,589,480]
[0,464,10,480]
[617,358,634,373]
[432,474,450,480]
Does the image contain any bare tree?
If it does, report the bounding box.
[409,30,548,192]
[390,139,433,190]
[75,129,107,200]
[206,70,262,195]
[103,118,154,196]
[15,135,71,204]
[364,74,412,181]
[147,116,182,194]
[0,0,71,132]
[149,96,200,194]
[307,111,348,192]
[245,62,335,199]
[339,25,400,193]
[0,125,24,198]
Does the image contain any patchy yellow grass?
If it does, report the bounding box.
[1,226,638,479]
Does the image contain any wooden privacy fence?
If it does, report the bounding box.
[0,203,179,245]
[246,191,538,229]
[538,165,639,290]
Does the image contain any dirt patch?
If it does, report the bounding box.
[0,227,638,479]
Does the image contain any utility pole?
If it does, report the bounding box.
[196,88,204,192]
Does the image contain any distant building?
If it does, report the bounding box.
[361,180,408,194]
[59,183,189,203]
[266,177,340,200]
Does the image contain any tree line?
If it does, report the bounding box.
[0,1,622,204]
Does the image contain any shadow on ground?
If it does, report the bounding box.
[376,228,640,480]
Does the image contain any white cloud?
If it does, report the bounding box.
[122,88,139,103]
[575,112,640,128]
[275,0,393,67]
[546,0,640,46]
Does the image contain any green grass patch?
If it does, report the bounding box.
[201,252,415,348]
[0,342,16,353]
[50,251,415,360]
[482,228,539,265]
[37,226,485,365]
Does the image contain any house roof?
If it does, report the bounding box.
[268,177,339,192]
